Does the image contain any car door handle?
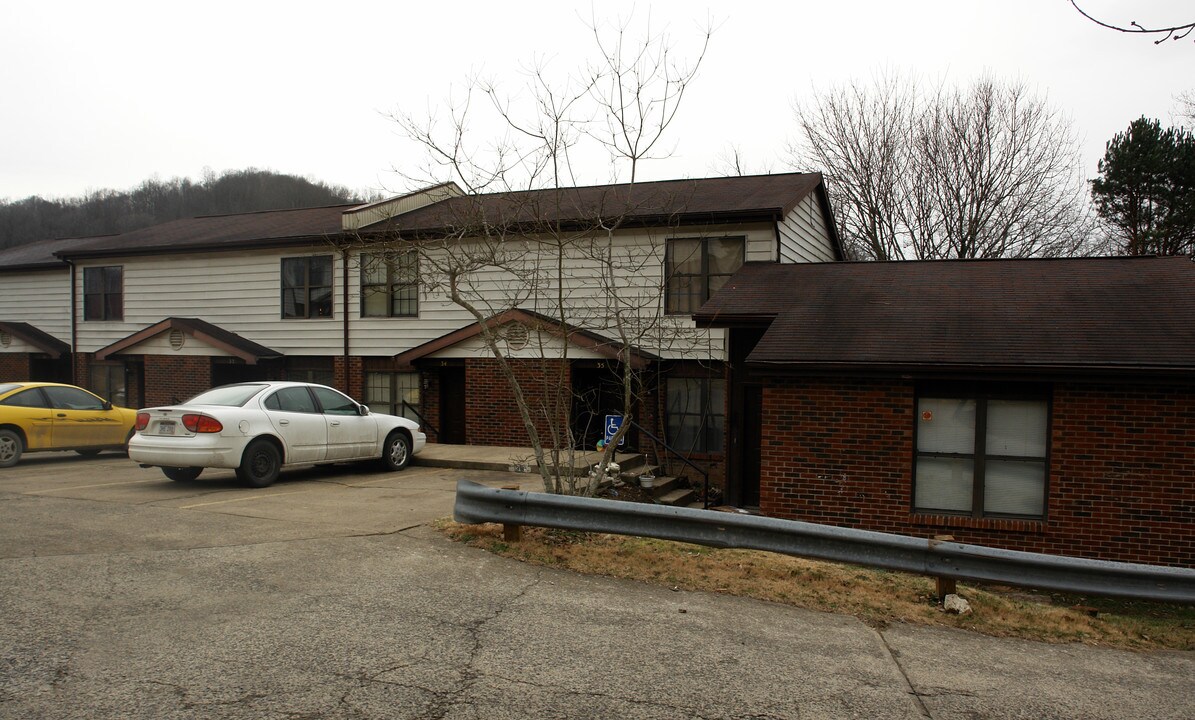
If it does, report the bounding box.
[330,421,341,426]
[56,413,67,418]
[279,419,290,426]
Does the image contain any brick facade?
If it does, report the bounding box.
[0,353,32,380]
[464,357,571,446]
[144,355,212,407]
[760,377,1195,567]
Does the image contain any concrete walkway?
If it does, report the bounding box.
[415,441,642,475]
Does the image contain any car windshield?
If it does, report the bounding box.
[0,383,22,395]
[185,384,268,407]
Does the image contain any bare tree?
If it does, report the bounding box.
[792,73,1093,260]
[367,15,715,496]
[1070,1,1194,44]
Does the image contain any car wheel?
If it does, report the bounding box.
[162,466,203,482]
[0,429,22,468]
[237,440,281,488]
[75,449,102,457]
[379,431,411,472]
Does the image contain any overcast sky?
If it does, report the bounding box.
[0,0,1189,201]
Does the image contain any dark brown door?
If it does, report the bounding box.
[439,367,466,444]
[740,384,762,507]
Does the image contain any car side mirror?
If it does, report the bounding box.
[359,404,370,416]
[102,401,112,411]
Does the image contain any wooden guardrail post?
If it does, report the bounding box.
[934,535,956,598]
[502,485,523,542]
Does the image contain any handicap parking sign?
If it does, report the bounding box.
[604,415,625,447]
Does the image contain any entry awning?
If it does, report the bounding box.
[0,321,70,358]
[94,317,282,364]
[394,308,660,370]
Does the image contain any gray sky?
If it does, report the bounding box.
[0,0,1189,201]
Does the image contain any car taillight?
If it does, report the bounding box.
[182,414,223,433]
[135,412,150,431]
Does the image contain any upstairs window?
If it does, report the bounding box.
[914,389,1049,519]
[83,266,123,321]
[361,250,418,317]
[282,256,333,319]
[665,237,744,314]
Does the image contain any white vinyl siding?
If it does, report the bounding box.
[73,251,346,355]
[779,193,839,263]
[0,269,71,342]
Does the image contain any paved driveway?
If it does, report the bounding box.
[1,453,1192,719]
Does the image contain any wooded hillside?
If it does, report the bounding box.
[0,168,368,249]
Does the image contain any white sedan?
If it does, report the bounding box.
[129,381,426,487]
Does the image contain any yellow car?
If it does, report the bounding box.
[0,382,138,467]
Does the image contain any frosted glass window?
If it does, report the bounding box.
[984,460,1046,516]
[987,400,1048,457]
[914,392,1048,518]
[914,458,974,512]
[917,398,976,454]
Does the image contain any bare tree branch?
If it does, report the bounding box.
[1070,1,1194,44]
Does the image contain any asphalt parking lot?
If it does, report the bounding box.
[1,452,1192,719]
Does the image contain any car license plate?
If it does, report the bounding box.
[159,422,176,435]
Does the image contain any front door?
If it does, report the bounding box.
[438,366,466,444]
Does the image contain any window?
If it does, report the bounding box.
[43,385,106,411]
[83,266,123,321]
[361,250,418,317]
[365,372,421,423]
[281,256,333,319]
[90,363,126,407]
[914,391,1049,519]
[0,388,48,408]
[310,386,359,416]
[282,357,334,386]
[665,237,744,314]
[264,387,318,413]
[666,376,725,453]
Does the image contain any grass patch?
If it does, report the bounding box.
[435,519,1195,651]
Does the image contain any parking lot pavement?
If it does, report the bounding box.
[2,453,1193,719]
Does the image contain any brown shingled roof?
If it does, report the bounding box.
[694,256,1195,376]
[361,173,829,236]
[56,205,354,259]
[0,236,112,270]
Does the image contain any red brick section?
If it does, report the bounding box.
[760,378,1194,568]
[144,356,211,407]
[0,353,32,380]
[465,358,571,446]
[334,356,364,398]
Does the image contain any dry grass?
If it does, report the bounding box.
[436,520,1195,651]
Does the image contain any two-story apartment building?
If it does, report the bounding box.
[0,173,842,486]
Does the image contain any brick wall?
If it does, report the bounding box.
[760,378,1195,567]
[334,356,364,398]
[144,356,211,406]
[0,353,31,380]
[465,358,570,446]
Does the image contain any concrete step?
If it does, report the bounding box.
[656,488,696,506]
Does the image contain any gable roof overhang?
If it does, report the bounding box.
[0,322,71,358]
[393,308,661,370]
[94,317,282,364]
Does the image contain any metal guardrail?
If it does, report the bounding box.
[453,480,1195,603]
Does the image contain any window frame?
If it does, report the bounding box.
[360,250,419,318]
[281,256,334,320]
[83,266,123,321]
[365,371,422,423]
[912,384,1051,520]
[664,236,745,315]
[665,373,726,454]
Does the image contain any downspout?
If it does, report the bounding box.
[67,259,77,384]
[342,248,350,391]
